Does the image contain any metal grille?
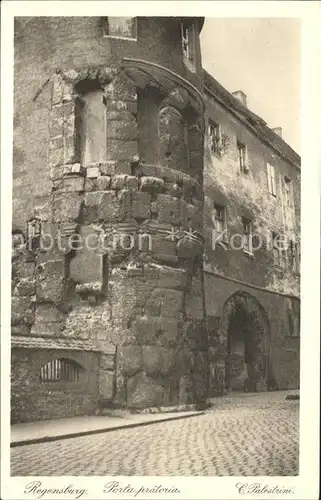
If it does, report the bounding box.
[40,358,81,383]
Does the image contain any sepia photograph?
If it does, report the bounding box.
[1,2,320,499]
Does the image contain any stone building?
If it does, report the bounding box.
[11,17,300,423]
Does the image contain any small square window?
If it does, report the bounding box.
[103,17,137,39]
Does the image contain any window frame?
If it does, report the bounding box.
[272,231,285,268]
[237,140,247,173]
[103,17,138,41]
[284,176,293,207]
[180,20,196,66]
[267,162,277,196]
[242,217,253,255]
[213,204,227,241]
[208,120,222,156]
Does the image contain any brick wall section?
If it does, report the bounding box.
[11,348,100,423]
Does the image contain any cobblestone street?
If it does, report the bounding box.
[11,392,299,476]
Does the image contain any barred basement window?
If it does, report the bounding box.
[40,358,82,383]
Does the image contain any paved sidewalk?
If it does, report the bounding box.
[11,410,203,447]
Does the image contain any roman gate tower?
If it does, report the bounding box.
[12,17,208,421]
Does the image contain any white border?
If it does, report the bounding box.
[1,2,320,500]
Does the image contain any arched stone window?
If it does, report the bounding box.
[158,106,188,170]
[75,80,107,167]
[40,358,83,383]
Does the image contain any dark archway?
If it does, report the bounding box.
[219,291,276,393]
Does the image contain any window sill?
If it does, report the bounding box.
[103,35,137,41]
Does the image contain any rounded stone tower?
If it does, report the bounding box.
[12,16,208,421]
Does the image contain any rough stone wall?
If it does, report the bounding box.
[12,17,208,417]
[11,348,99,423]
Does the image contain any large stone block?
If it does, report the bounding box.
[11,296,34,326]
[35,303,65,323]
[157,318,179,346]
[132,191,151,220]
[132,316,160,345]
[142,346,163,376]
[157,267,188,290]
[140,176,164,193]
[118,346,142,377]
[151,194,180,225]
[126,372,164,408]
[53,193,83,222]
[35,259,66,303]
[31,321,65,336]
[99,371,115,401]
[14,277,36,297]
[84,190,131,223]
[54,177,85,193]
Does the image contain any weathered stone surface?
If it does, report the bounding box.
[49,104,64,137]
[84,190,131,222]
[100,161,117,176]
[53,193,82,222]
[100,353,115,371]
[107,140,138,162]
[54,177,84,193]
[30,321,65,336]
[126,372,164,408]
[142,346,163,376]
[180,200,202,228]
[95,176,111,191]
[105,72,137,101]
[107,99,137,115]
[162,348,177,375]
[35,303,65,323]
[111,174,136,190]
[14,277,36,296]
[11,297,34,325]
[118,346,142,376]
[150,235,177,264]
[35,260,66,303]
[132,316,160,345]
[177,236,203,259]
[178,375,194,404]
[132,191,151,220]
[140,176,164,192]
[151,194,180,225]
[107,119,137,141]
[157,267,188,290]
[86,167,100,178]
[145,289,183,318]
[99,371,115,400]
[157,318,179,346]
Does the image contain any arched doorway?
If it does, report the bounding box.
[219,291,275,393]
